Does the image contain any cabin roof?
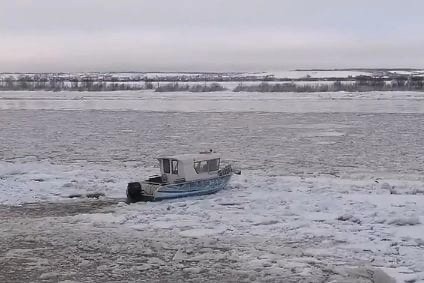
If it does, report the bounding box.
[158,153,221,163]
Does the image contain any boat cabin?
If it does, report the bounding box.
[156,152,222,184]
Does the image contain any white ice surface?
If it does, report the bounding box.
[104,173,424,282]
[1,160,423,282]
[1,90,424,282]
[1,91,424,113]
[0,160,155,204]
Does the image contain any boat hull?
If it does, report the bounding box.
[152,174,232,200]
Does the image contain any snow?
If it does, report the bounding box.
[1,90,424,282]
[24,173,424,280]
[261,70,373,79]
[0,70,376,81]
[388,216,421,226]
[0,160,153,205]
[1,90,424,113]
[1,161,424,281]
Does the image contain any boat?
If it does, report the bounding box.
[126,151,241,202]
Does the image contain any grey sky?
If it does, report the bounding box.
[1,0,423,72]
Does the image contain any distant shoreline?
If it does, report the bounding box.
[1,69,423,92]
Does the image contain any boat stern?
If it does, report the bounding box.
[126,181,160,203]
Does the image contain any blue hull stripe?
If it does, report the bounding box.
[153,175,231,200]
[154,188,222,201]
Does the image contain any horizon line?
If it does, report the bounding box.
[0,67,423,74]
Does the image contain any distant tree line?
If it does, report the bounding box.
[0,77,228,92]
[0,76,152,91]
[233,76,424,92]
[0,75,423,92]
[155,83,226,92]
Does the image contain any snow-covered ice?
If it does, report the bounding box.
[2,170,423,281]
[1,91,424,282]
[1,90,424,113]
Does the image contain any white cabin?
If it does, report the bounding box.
[157,152,221,183]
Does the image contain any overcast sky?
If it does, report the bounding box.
[1,0,423,72]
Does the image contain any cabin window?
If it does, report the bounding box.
[194,161,208,174]
[208,159,220,172]
[194,161,201,173]
[194,159,220,173]
[163,159,170,174]
[172,160,179,174]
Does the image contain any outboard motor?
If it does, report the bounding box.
[126,182,143,203]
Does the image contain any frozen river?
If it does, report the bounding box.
[1,91,424,282]
[1,90,424,113]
